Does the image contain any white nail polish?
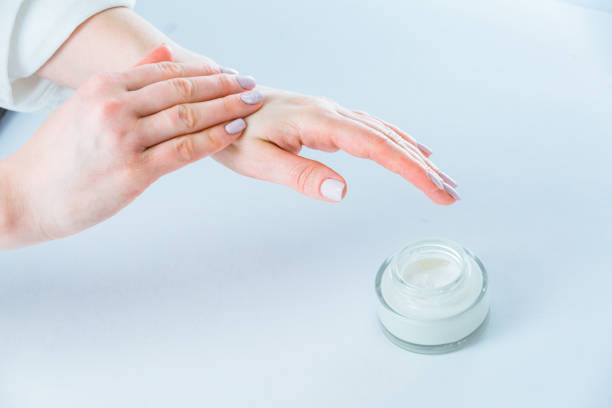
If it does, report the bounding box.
[321,179,345,201]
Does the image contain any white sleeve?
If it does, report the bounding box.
[0,0,136,112]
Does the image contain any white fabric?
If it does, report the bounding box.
[0,0,135,112]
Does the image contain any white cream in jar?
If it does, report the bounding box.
[375,238,489,353]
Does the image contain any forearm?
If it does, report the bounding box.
[37,7,213,88]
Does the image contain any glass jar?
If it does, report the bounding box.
[375,238,489,354]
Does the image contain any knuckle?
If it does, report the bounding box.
[156,61,184,78]
[170,77,196,100]
[202,132,221,153]
[206,63,221,75]
[372,133,392,152]
[173,136,196,163]
[98,97,124,120]
[175,104,198,130]
[215,74,233,92]
[291,163,317,193]
[315,95,339,110]
[274,121,303,154]
[204,127,234,152]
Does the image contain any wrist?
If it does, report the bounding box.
[39,7,172,87]
[38,6,219,88]
[0,159,38,250]
[0,160,20,248]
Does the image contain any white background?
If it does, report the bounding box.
[1,0,611,406]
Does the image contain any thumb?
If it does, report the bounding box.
[135,44,174,66]
[221,143,347,202]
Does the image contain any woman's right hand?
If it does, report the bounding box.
[0,49,264,249]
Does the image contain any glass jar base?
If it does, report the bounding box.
[378,311,490,354]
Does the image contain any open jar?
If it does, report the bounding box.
[375,238,489,354]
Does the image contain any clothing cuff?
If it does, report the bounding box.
[9,0,136,78]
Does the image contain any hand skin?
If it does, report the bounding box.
[0,46,263,249]
[0,6,457,249]
[35,7,457,205]
[213,87,456,204]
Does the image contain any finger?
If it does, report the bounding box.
[135,89,264,147]
[135,44,174,66]
[353,110,432,157]
[143,118,247,177]
[121,61,222,91]
[130,73,256,116]
[339,109,455,190]
[344,111,459,195]
[339,109,430,165]
[326,115,455,205]
[214,142,347,202]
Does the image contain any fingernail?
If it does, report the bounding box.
[236,75,256,89]
[427,170,444,190]
[225,118,246,134]
[443,183,461,201]
[417,142,433,156]
[221,66,239,75]
[321,179,345,202]
[439,171,458,188]
[240,90,263,105]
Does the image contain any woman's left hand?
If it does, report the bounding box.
[213,87,459,205]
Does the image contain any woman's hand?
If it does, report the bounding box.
[35,7,458,206]
[213,87,459,204]
[0,48,264,249]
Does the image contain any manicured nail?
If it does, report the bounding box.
[221,67,239,75]
[439,171,458,188]
[225,118,246,134]
[321,179,345,201]
[417,142,433,156]
[427,170,444,190]
[240,90,263,104]
[236,75,256,89]
[443,183,461,201]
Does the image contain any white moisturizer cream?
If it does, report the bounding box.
[375,238,489,353]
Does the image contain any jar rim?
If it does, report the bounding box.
[390,238,469,297]
[375,238,488,322]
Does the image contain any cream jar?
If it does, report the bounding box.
[375,238,489,353]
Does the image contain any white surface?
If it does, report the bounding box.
[1,0,611,406]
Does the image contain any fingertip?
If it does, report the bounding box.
[221,66,239,75]
[320,178,347,202]
[439,171,458,188]
[422,174,459,204]
[240,89,264,105]
[443,183,461,201]
[157,43,174,61]
[417,142,433,157]
[225,118,246,135]
[429,189,456,205]
[236,75,256,90]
